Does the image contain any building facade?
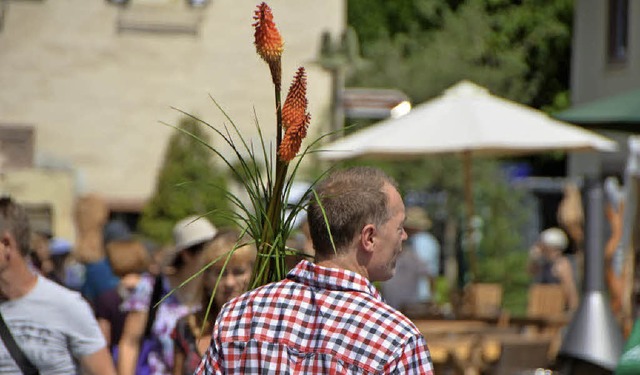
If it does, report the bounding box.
[567,0,639,178]
[0,0,345,238]
[571,0,639,105]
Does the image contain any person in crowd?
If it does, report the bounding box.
[82,219,131,306]
[381,206,437,310]
[406,206,441,302]
[74,194,120,306]
[95,238,151,360]
[0,196,116,374]
[48,237,86,291]
[528,227,579,312]
[29,228,55,278]
[48,237,73,283]
[118,215,217,375]
[172,229,256,375]
[195,166,434,374]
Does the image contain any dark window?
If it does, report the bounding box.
[107,0,207,6]
[24,203,53,237]
[116,5,202,35]
[187,0,208,7]
[0,125,34,169]
[608,0,629,64]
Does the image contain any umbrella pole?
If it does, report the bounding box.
[463,150,477,282]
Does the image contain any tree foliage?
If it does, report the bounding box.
[138,117,231,244]
[347,0,573,109]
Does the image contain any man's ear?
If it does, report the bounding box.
[360,224,376,253]
[0,231,14,259]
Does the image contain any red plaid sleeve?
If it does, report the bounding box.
[194,337,223,375]
[388,334,434,374]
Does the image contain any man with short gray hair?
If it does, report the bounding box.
[0,196,116,374]
[197,166,434,374]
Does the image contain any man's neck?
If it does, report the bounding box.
[0,261,38,300]
[316,253,369,280]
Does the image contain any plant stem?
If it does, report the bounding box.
[250,70,289,288]
[275,81,282,146]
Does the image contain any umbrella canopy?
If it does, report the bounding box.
[321,80,617,161]
[320,80,618,279]
[554,87,640,131]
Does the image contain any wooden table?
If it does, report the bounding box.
[414,320,497,374]
[415,319,554,375]
[427,335,478,374]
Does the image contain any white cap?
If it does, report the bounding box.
[166,216,217,265]
[540,227,568,251]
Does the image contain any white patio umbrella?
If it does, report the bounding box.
[320,80,618,276]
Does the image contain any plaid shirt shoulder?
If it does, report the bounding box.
[195,260,434,374]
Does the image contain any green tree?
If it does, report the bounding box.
[348,0,460,46]
[486,0,573,109]
[474,161,532,314]
[347,0,573,110]
[138,117,230,244]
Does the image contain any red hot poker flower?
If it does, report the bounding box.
[279,113,311,162]
[282,67,308,130]
[279,67,310,162]
[253,3,284,64]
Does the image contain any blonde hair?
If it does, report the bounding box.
[202,228,256,267]
[198,229,257,322]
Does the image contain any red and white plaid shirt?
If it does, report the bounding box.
[195,260,434,374]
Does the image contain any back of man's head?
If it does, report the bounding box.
[307,167,396,258]
[0,197,31,257]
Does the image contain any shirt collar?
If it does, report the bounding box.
[287,260,382,300]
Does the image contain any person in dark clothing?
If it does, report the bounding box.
[528,227,579,312]
[94,238,150,361]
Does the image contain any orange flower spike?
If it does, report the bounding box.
[279,67,310,162]
[282,67,308,131]
[279,113,311,162]
[253,3,284,65]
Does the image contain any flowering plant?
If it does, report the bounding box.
[169,2,329,292]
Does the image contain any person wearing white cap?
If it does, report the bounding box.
[528,227,579,312]
[118,215,217,375]
[48,237,86,291]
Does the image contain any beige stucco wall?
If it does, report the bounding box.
[571,0,640,104]
[0,169,76,242]
[0,0,344,206]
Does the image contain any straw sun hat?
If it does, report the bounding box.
[166,216,218,265]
